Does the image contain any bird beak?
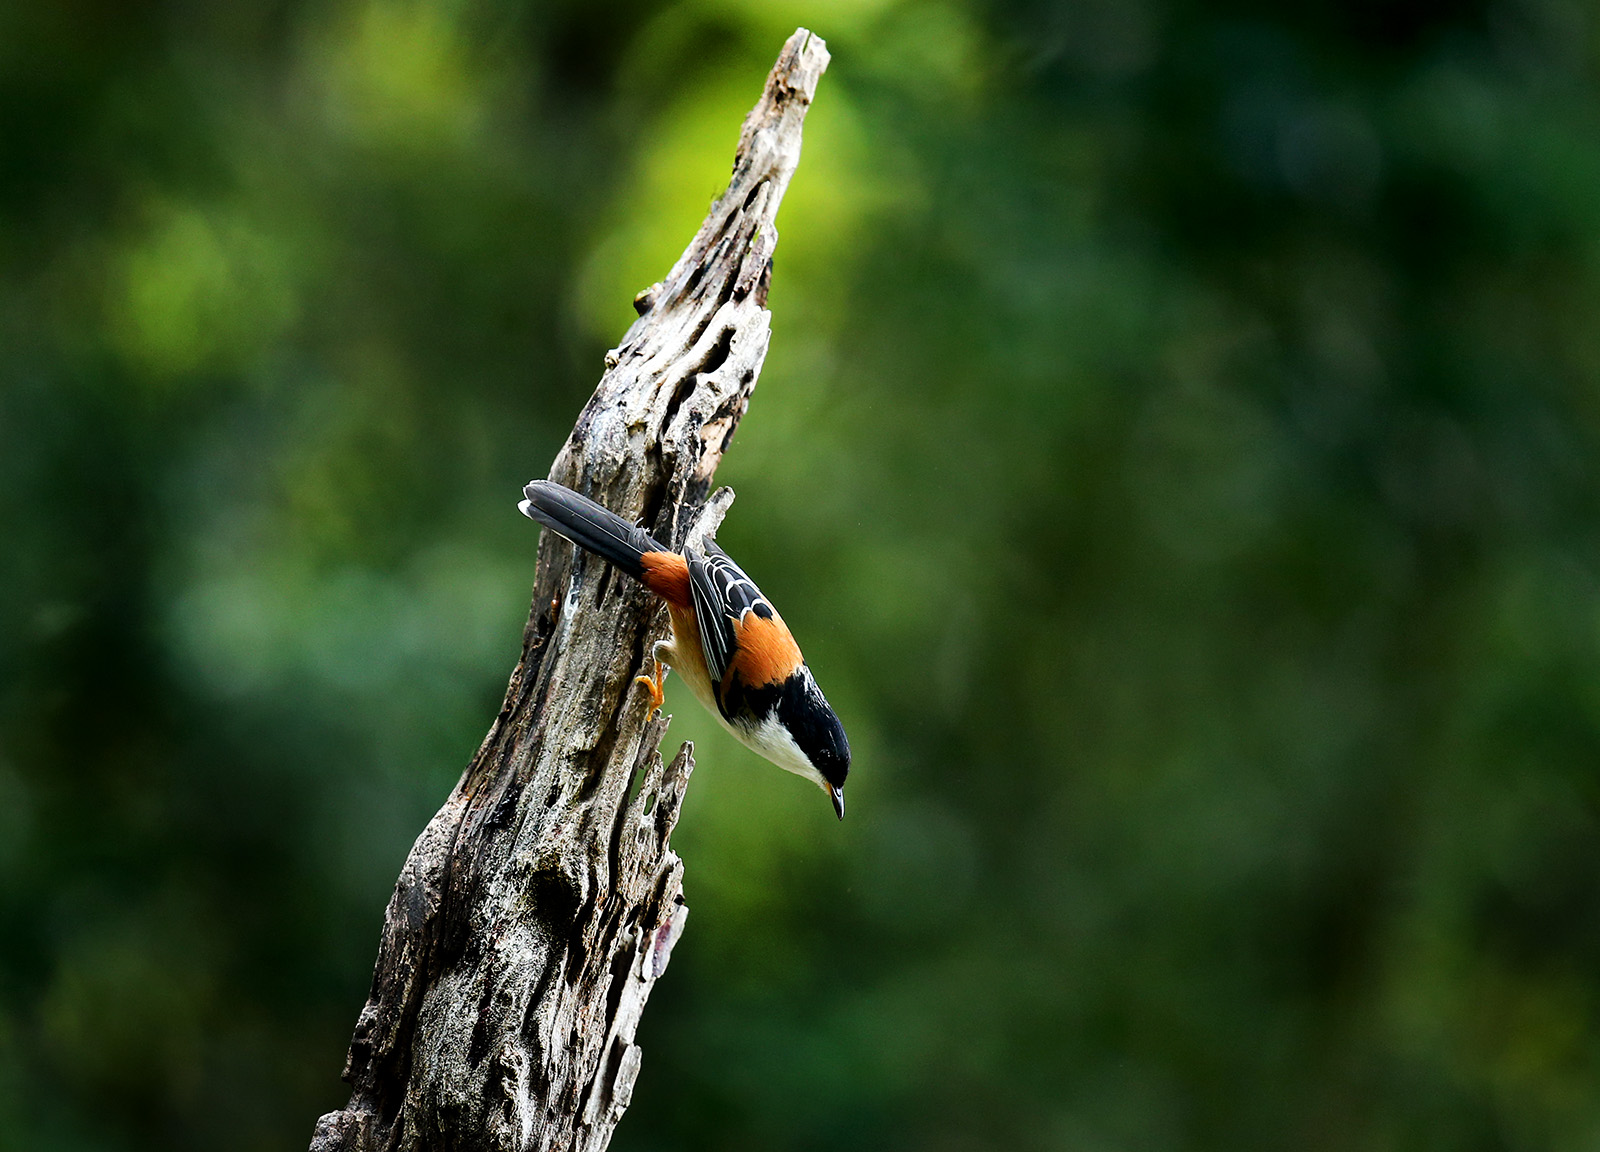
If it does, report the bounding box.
[828,784,845,821]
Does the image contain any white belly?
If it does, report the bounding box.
[658,605,721,719]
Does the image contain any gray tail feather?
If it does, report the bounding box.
[518,480,664,579]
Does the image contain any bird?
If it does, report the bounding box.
[518,479,851,819]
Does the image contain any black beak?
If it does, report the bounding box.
[828,784,845,821]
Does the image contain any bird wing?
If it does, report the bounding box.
[687,541,774,691]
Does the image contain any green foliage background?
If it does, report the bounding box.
[4,0,1600,1148]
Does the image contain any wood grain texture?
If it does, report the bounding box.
[309,30,828,1152]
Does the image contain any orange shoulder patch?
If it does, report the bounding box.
[731,611,804,687]
[640,551,691,607]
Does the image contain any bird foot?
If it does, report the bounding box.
[634,659,668,714]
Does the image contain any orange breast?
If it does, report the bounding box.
[730,611,804,687]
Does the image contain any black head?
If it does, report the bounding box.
[778,668,850,818]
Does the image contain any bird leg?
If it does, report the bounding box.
[634,658,668,713]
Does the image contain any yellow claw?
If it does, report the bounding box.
[634,659,668,713]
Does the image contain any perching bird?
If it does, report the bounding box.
[518,480,851,819]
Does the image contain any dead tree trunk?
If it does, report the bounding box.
[309,29,829,1152]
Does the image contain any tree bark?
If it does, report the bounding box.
[309,29,829,1152]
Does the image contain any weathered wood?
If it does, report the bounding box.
[309,29,829,1152]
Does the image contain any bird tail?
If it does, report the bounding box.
[518,480,664,581]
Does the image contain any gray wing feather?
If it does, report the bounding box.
[687,542,771,688]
